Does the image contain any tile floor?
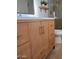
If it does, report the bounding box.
[46,30,62,59]
[46,44,62,59]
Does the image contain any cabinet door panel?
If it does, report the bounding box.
[40,21,49,54]
[28,21,42,59]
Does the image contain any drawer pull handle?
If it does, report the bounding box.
[39,26,45,35]
[39,26,42,35]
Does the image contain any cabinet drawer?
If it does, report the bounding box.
[17,43,31,59]
[17,33,29,46]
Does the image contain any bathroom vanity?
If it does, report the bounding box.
[17,17,55,59]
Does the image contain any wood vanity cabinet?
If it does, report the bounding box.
[17,20,55,59]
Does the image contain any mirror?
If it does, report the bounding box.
[17,0,34,14]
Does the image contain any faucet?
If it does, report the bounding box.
[17,11,21,17]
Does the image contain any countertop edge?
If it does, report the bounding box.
[17,18,55,22]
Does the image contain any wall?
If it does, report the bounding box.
[54,0,62,29]
[48,0,54,17]
[54,0,62,19]
[55,18,62,29]
[48,0,62,29]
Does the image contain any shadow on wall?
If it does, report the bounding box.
[55,18,62,29]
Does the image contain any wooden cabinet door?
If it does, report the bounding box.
[17,43,31,59]
[17,22,29,47]
[28,21,42,59]
[40,21,49,56]
[48,21,55,49]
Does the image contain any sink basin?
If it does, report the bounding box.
[17,14,57,20]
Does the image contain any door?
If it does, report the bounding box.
[28,21,42,59]
[40,21,49,58]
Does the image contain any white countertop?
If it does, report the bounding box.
[17,14,58,20]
